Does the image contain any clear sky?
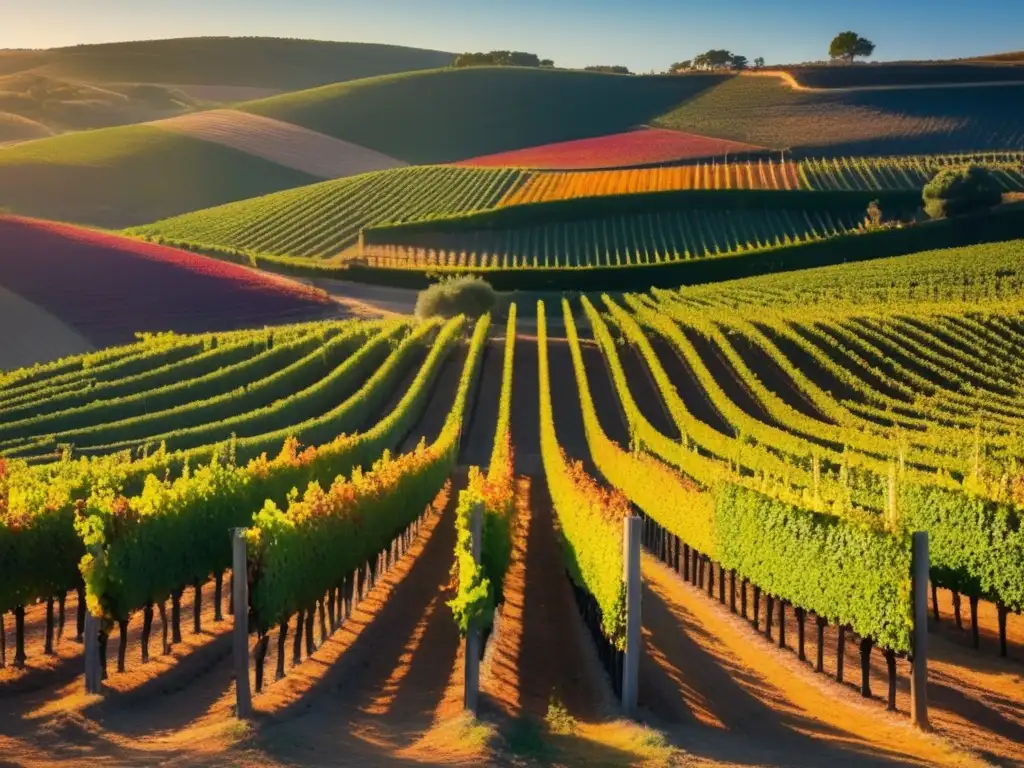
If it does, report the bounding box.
[3,0,1022,72]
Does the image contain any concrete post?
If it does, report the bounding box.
[911,531,930,731]
[232,528,252,718]
[621,516,642,717]
[464,504,483,713]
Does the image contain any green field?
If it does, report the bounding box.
[0,124,317,227]
[238,67,727,163]
[656,75,1024,156]
[0,37,456,90]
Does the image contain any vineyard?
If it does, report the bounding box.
[501,152,1024,205]
[130,165,529,260]
[129,152,1024,271]
[1,237,1022,764]
[361,205,872,270]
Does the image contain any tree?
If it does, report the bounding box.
[454,50,545,68]
[922,166,1003,219]
[584,65,632,75]
[692,49,738,70]
[829,32,876,64]
[731,55,749,71]
[668,60,692,73]
[540,59,555,67]
[754,57,765,69]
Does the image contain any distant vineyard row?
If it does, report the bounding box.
[130,152,1024,262]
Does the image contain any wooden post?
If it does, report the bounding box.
[231,528,252,718]
[84,611,100,694]
[911,532,930,731]
[969,596,980,650]
[997,605,1009,658]
[621,516,642,718]
[464,504,483,714]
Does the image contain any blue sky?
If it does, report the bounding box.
[3,0,1022,72]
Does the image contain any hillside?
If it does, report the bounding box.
[779,62,1024,89]
[656,74,1024,156]
[0,124,317,227]
[0,37,456,90]
[238,67,727,164]
[0,216,333,347]
[0,73,196,140]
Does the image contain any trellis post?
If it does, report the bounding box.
[621,516,642,717]
[463,504,483,713]
[232,528,252,718]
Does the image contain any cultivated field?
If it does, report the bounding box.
[776,62,1024,89]
[237,67,728,163]
[153,109,407,179]
[130,165,530,259]
[456,127,762,169]
[1,241,1021,766]
[3,34,1023,768]
[0,216,333,346]
[657,75,1024,155]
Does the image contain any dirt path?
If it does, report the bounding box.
[458,338,505,467]
[930,586,1023,664]
[749,69,1024,94]
[399,345,467,454]
[640,554,987,766]
[0,283,93,371]
[248,477,470,766]
[154,109,406,179]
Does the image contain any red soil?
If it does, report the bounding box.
[455,128,762,170]
[0,216,334,347]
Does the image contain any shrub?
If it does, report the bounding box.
[415,275,496,319]
[923,166,1003,220]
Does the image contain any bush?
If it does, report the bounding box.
[415,276,496,319]
[923,166,1003,219]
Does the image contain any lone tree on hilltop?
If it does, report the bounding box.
[829,32,876,63]
[923,166,1003,219]
[692,49,748,70]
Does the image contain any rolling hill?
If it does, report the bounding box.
[777,62,1024,89]
[655,74,1024,156]
[0,73,196,140]
[0,37,456,91]
[0,124,317,227]
[238,67,728,164]
[0,215,333,346]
